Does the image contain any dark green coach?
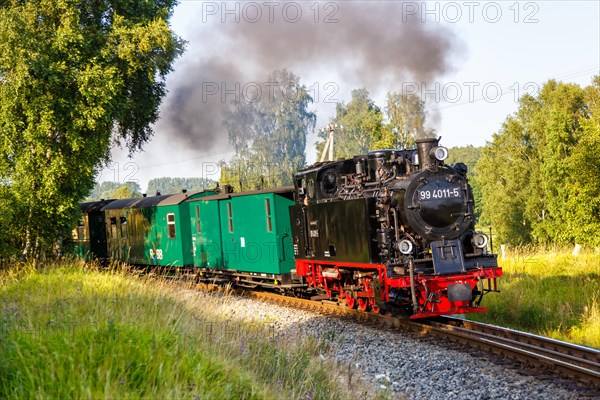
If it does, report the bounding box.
[101,189,216,267]
[73,200,114,260]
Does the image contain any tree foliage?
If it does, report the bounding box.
[109,185,134,199]
[476,78,600,246]
[315,90,435,159]
[0,0,183,258]
[220,69,316,191]
[0,185,19,259]
[316,89,382,159]
[146,177,216,195]
[376,92,435,149]
[86,181,141,201]
[446,146,483,223]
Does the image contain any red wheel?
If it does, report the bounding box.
[346,295,357,309]
[357,298,368,312]
[371,304,380,314]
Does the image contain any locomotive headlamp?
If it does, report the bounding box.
[397,239,414,255]
[472,233,488,249]
[431,146,449,161]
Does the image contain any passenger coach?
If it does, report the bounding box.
[100,190,216,267]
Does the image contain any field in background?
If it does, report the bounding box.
[0,262,381,399]
[470,247,600,348]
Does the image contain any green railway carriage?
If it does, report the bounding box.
[73,200,115,260]
[189,193,224,268]
[101,190,215,267]
[189,187,296,278]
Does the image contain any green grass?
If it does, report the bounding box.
[0,261,380,399]
[470,247,600,348]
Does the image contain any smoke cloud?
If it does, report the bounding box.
[158,1,463,152]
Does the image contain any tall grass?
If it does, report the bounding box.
[0,261,380,399]
[471,247,600,348]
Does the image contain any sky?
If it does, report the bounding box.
[98,1,600,192]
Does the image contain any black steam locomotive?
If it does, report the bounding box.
[290,138,501,318]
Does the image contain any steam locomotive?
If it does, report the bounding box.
[75,138,501,319]
[290,137,501,318]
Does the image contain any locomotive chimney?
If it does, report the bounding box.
[416,137,439,170]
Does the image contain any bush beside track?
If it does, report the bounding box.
[469,248,600,348]
[0,261,377,399]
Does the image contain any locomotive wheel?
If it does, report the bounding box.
[371,303,381,314]
[357,298,368,312]
[345,294,357,309]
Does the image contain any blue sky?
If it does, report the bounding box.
[100,1,600,191]
[439,1,599,146]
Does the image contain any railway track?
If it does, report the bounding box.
[421,316,600,388]
[244,290,600,391]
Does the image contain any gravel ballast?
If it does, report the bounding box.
[180,289,596,399]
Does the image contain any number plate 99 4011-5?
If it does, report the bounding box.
[419,188,460,200]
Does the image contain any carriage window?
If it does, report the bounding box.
[75,219,85,241]
[120,216,127,239]
[195,205,201,233]
[265,198,272,232]
[227,203,234,233]
[110,217,117,240]
[167,213,176,238]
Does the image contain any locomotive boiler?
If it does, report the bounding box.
[290,138,502,318]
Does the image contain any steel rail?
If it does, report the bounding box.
[243,290,600,391]
[426,316,600,387]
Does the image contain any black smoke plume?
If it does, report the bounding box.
[158,1,463,152]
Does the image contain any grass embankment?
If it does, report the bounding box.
[471,248,600,348]
[0,262,375,399]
